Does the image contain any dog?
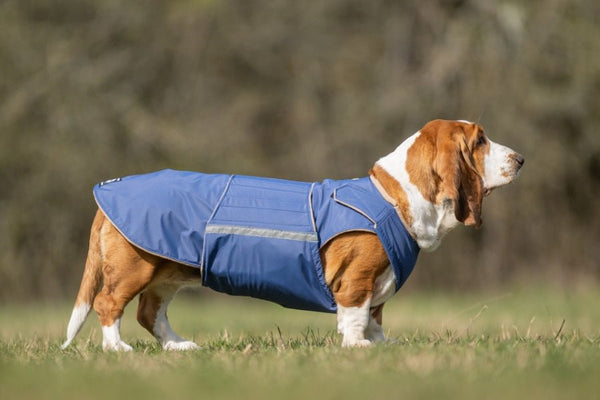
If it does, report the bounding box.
[62,119,523,351]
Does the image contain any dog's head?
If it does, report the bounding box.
[406,119,524,228]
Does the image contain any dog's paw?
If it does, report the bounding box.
[163,340,200,351]
[342,338,372,348]
[103,340,134,352]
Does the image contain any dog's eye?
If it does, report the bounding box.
[477,136,487,146]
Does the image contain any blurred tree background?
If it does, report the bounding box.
[1,0,599,302]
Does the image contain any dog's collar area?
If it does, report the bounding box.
[369,174,418,242]
[369,175,397,207]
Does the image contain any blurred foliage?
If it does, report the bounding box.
[1,0,599,300]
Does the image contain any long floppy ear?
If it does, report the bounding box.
[457,136,483,227]
[435,134,484,227]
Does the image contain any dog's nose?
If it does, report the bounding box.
[511,153,525,167]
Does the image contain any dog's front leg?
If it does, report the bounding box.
[321,232,392,348]
[337,298,372,347]
[364,304,385,342]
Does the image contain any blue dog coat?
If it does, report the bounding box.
[94,169,420,313]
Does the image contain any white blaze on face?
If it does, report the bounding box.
[483,139,520,190]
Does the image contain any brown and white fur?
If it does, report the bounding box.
[62,119,524,351]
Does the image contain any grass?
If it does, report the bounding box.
[1,286,600,399]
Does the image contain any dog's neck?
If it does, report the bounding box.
[369,133,460,252]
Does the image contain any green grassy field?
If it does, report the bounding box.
[1,286,599,399]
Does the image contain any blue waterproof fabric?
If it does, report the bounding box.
[94,169,420,313]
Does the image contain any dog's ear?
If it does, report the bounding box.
[435,128,483,228]
[457,136,483,227]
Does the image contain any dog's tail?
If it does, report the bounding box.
[61,210,105,350]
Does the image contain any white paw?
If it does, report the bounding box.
[163,340,200,351]
[103,341,133,352]
[342,338,372,348]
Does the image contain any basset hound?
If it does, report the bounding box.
[62,119,523,351]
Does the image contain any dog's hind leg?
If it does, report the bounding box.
[137,263,202,351]
[137,286,199,351]
[93,221,157,352]
[94,270,153,352]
